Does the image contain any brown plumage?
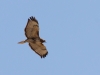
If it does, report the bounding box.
[18,16,48,58]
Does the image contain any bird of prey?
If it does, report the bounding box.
[18,16,48,58]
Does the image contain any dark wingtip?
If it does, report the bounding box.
[41,52,48,58]
[29,16,38,24]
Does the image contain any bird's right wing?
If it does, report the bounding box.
[24,16,39,39]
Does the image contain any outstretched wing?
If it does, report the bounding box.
[25,16,39,39]
[29,42,48,58]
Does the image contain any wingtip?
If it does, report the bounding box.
[40,52,48,58]
[30,16,35,20]
[29,16,38,24]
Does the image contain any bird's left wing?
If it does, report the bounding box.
[29,41,48,58]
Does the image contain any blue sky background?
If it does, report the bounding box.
[0,0,100,75]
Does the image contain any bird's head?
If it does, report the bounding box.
[40,39,46,43]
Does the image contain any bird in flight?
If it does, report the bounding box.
[18,16,48,58]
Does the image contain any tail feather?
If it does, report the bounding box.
[18,41,25,44]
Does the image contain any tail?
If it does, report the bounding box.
[18,40,25,44]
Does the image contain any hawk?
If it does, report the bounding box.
[18,16,48,58]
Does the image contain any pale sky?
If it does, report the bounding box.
[0,0,100,75]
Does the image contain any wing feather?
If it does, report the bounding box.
[25,16,39,39]
[29,42,48,58]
